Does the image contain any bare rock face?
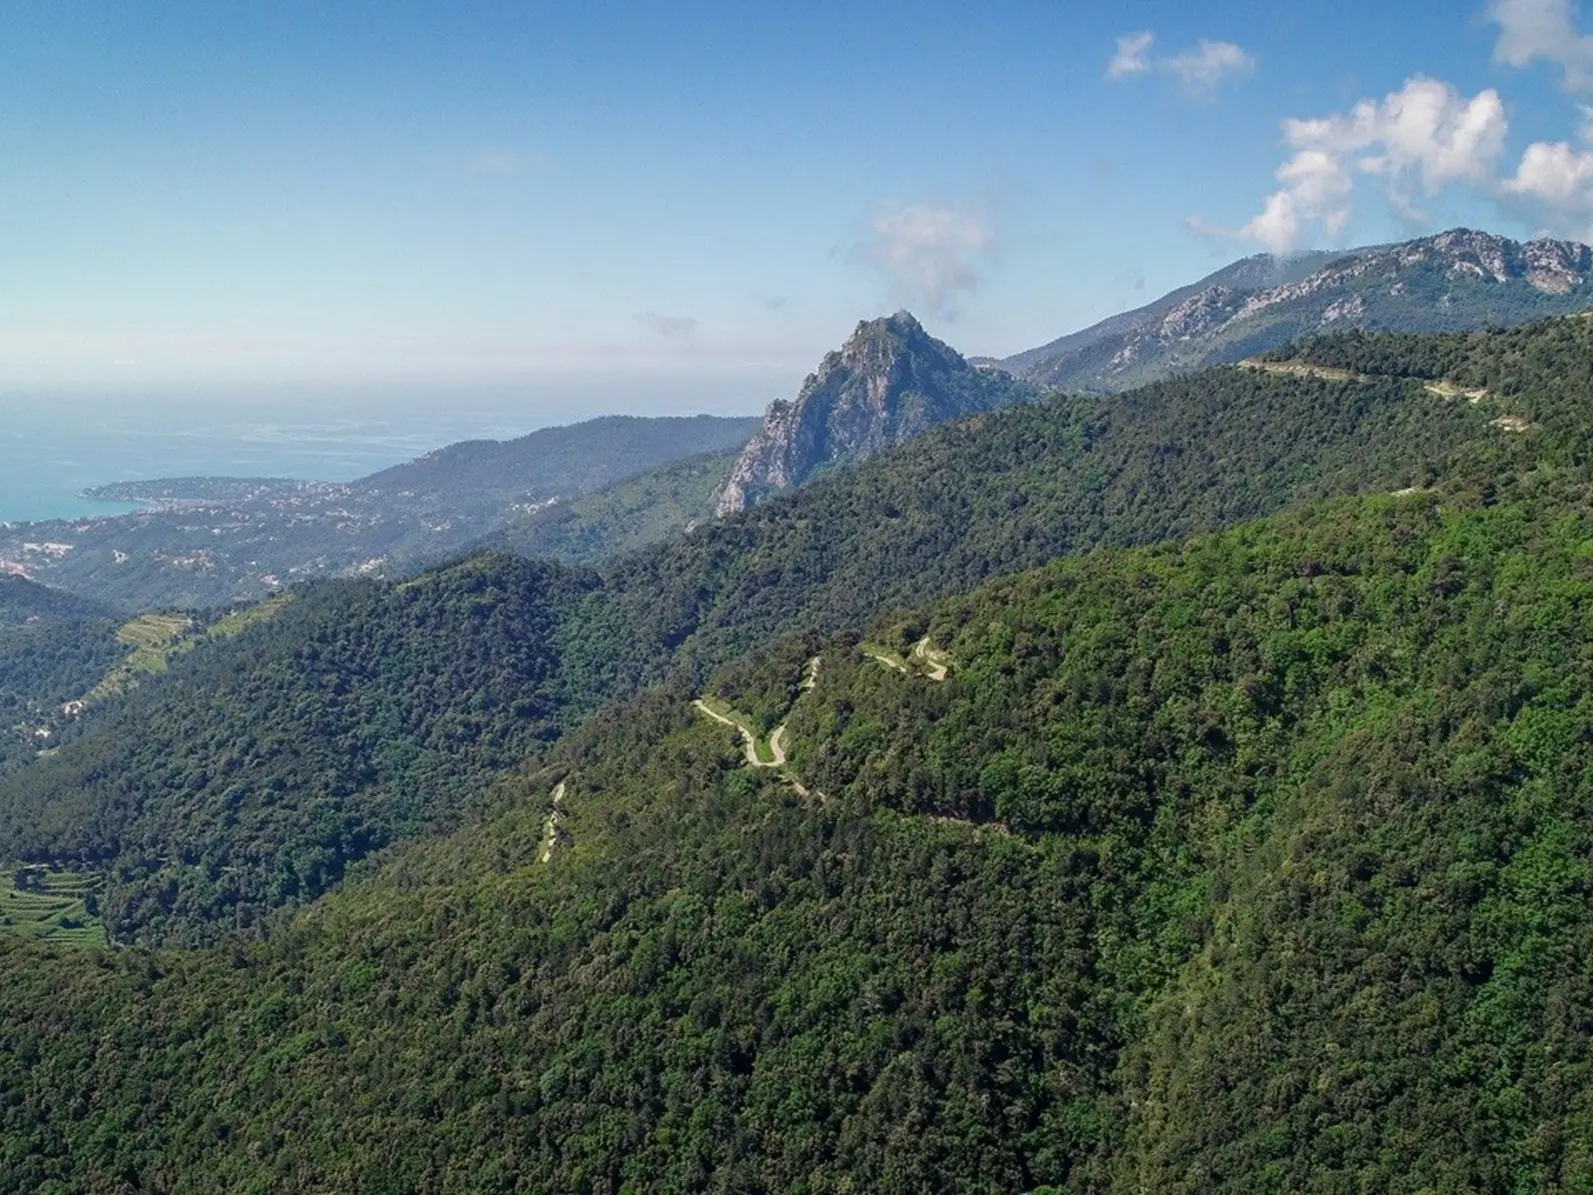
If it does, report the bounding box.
[1009,228,1593,394]
[714,312,1040,515]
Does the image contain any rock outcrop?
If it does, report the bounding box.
[714,312,1039,515]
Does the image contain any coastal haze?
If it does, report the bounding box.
[0,372,774,524]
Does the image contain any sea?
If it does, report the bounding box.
[0,376,773,526]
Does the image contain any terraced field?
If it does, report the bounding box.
[0,866,108,947]
[85,593,295,703]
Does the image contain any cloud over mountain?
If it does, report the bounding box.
[1205,2,1593,250]
[1226,77,1508,252]
[855,201,994,318]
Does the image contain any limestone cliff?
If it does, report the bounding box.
[714,312,1039,515]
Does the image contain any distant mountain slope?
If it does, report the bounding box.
[713,311,1042,514]
[1007,229,1593,392]
[356,413,761,516]
[0,413,759,612]
[489,449,739,564]
[995,248,1345,377]
[0,575,116,626]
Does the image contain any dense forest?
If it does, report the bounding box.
[0,344,1514,947]
[4,474,1593,1190]
[3,312,1593,1188]
[0,555,595,944]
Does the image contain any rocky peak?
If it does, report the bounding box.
[712,313,1039,515]
[1370,228,1592,292]
[809,310,956,384]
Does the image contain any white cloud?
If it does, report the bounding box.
[1233,150,1356,253]
[1490,0,1593,90]
[1503,110,1593,232]
[1107,31,1155,79]
[855,200,995,318]
[1508,139,1593,205]
[1213,77,1508,252]
[1165,40,1257,95]
[636,311,698,338]
[1107,30,1255,94]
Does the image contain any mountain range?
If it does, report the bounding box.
[2,306,1593,1188]
[3,229,1586,620]
[998,228,1593,392]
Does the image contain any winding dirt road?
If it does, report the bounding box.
[692,700,787,767]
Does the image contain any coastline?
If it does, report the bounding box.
[0,495,144,528]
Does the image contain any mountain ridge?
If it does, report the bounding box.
[1005,228,1593,392]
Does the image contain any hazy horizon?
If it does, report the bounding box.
[0,370,778,525]
[10,2,1593,395]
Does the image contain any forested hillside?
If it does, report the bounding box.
[0,575,115,626]
[4,472,1593,1190]
[0,620,123,777]
[0,554,594,944]
[0,345,1515,946]
[4,312,1593,1189]
[0,578,125,777]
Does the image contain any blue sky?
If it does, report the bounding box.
[5,0,1593,406]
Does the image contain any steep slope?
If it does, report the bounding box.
[1009,229,1593,392]
[0,413,759,612]
[4,473,1593,1189]
[0,553,596,944]
[996,248,1345,377]
[713,311,1041,513]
